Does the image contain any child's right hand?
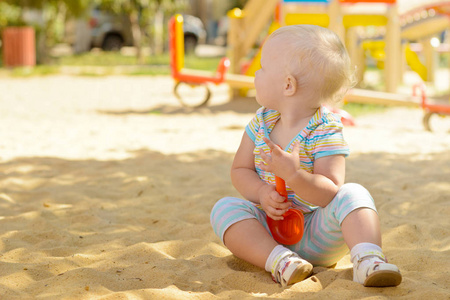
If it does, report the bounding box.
[258,184,292,220]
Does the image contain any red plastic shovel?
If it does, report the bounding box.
[267,175,304,245]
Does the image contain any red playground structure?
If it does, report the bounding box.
[413,84,450,131]
[169,14,254,107]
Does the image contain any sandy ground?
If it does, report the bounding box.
[0,75,449,299]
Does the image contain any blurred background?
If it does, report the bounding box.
[0,0,448,100]
[0,0,248,75]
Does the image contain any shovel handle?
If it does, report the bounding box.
[267,175,304,245]
[275,175,288,200]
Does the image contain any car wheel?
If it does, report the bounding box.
[184,34,197,54]
[102,34,123,51]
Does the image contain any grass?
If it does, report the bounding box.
[183,54,222,71]
[4,65,59,77]
[342,102,388,117]
[0,50,223,77]
[57,51,146,66]
[56,51,223,74]
[56,51,221,70]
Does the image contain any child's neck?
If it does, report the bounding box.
[278,106,318,127]
[270,105,319,149]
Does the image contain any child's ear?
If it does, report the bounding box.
[283,75,297,96]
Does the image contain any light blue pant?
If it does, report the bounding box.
[210,183,377,267]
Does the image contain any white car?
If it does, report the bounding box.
[88,9,206,53]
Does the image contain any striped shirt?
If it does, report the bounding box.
[245,105,349,213]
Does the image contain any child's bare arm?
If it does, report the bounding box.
[260,137,345,207]
[230,133,263,202]
[299,154,345,207]
[231,133,291,219]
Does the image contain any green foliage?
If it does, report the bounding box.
[439,52,448,68]
[0,0,190,65]
[231,0,248,9]
[0,0,91,64]
[1,0,89,17]
[0,2,24,26]
[93,0,188,26]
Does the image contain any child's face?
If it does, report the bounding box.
[254,36,289,109]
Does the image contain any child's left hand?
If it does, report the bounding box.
[259,137,301,181]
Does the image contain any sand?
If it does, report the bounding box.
[0,75,449,299]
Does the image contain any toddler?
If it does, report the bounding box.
[210,25,402,287]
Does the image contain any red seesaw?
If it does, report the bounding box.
[413,83,450,131]
[169,14,254,108]
[169,14,229,107]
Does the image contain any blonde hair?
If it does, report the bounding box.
[268,25,356,104]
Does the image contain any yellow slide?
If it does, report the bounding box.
[405,44,427,81]
[362,40,427,81]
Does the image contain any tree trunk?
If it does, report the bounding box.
[129,10,143,64]
[41,5,56,64]
[153,8,164,55]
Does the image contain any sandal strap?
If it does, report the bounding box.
[270,252,294,276]
[367,261,399,274]
[273,255,308,286]
[352,249,386,264]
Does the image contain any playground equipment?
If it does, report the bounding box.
[413,83,450,131]
[242,21,281,77]
[343,85,450,131]
[169,14,253,107]
[400,4,450,83]
[226,0,450,92]
[359,3,450,83]
[169,14,229,107]
[267,175,304,245]
[227,0,280,75]
[169,0,449,114]
[344,88,421,107]
[405,44,428,81]
[227,0,403,92]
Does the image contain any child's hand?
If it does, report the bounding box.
[259,137,301,181]
[258,184,291,220]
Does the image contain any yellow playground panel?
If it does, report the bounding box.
[227,0,450,94]
[342,15,387,27]
[285,13,330,26]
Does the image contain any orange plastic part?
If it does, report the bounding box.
[339,0,396,3]
[267,175,304,245]
[168,14,229,85]
[414,83,450,114]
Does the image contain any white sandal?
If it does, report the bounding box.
[272,253,313,286]
[352,250,402,287]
